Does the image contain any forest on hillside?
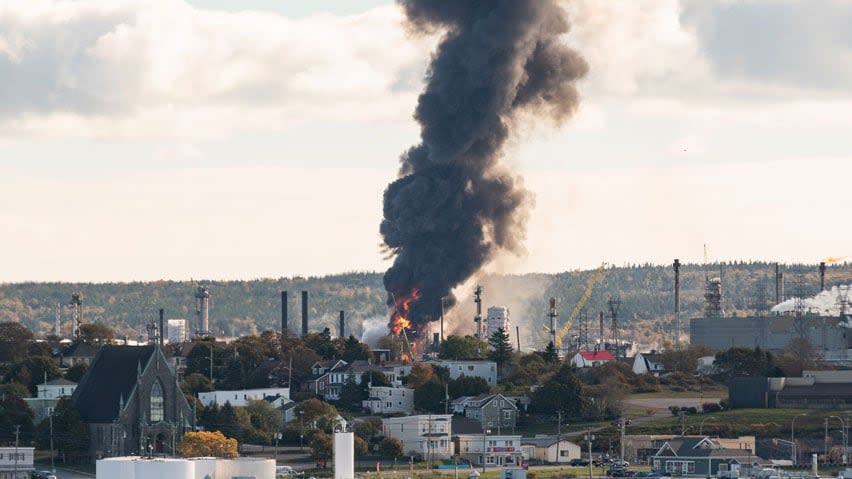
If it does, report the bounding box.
[1,262,850,350]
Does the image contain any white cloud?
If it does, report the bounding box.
[0,0,430,139]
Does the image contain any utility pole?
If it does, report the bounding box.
[673,259,681,347]
[608,297,622,358]
[209,342,214,382]
[620,416,626,467]
[585,430,595,479]
[826,418,830,459]
[50,410,56,472]
[557,411,562,463]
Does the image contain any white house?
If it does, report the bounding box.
[383,415,453,459]
[520,437,581,464]
[198,387,290,407]
[431,360,497,385]
[362,386,414,415]
[0,447,34,479]
[455,434,522,467]
[633,352,666,375]
[570,351,614,368]
[24,378,77,424]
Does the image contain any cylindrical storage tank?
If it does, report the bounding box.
[334,432,355,479]
[134,458,194,479]
[219,458,275,479]
[191,457,218,479]
[97,457,137,479]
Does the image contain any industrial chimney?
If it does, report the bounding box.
[548,298,558,353]
[70,292,83,341]
[775,264,784,304]
[339,310,345,338]
[281,291,288,334]
[195,286,210,336]
[673,259,681,346]
[819,262,827,291]
[301,291,309,336]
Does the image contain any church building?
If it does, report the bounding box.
[71,344,193,457]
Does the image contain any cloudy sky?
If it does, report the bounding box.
[1,0,850,282]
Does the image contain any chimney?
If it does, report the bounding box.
[281,291,288,334]
[159,308,165,347]
[301,291,309,336]
[433,332,440,350]
[599,311,605,350]
[819,262,827,291]
[549,298,558,352]
[673,259,680,345]
[339,310,345,338]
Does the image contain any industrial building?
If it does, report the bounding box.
[96,456,274,479]
[690,315,852,354]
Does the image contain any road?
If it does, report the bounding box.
[52,467,94,479]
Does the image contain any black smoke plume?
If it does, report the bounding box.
[381,0,588,327]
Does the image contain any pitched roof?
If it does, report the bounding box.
[72,345,156,422]
[44,378,77,386]
[63,342,100,358]
[452,417,483,434]
[521,436,577,447]
[578,351,614,361]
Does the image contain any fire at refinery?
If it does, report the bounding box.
[390,289,420,336]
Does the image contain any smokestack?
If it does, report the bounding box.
[548,298,558,353]
[673,259,681,346]
[195,286,210,336]
[381,1,588,330]
[474,286,483,339]
[515,325,521,351]
[159,308,164,347]
[820,262,827,291]
[281,291,288,334]
[339,310,345,338]
[599,311,605,351]
[433,332,440,351]
[301,291,308,337]
[775,264,783,304]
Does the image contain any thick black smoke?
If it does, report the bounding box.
[381,0,588,326]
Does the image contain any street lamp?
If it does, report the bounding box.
[829,415,848,465]
[791,413,807,464]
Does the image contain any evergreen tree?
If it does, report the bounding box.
[530,364,586,417]
[488,327,514,377]
[541,342,558,363]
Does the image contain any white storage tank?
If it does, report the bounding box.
[216,458,275,479]
[190,457,218,479]
[334,432,355,479]
[134,457,194,479]
[97,456,137,479]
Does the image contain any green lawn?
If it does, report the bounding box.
[626,408,852,437]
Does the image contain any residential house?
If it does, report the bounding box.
[652,436,765,477]
[61,342,99,367]
[431,360,497,386]
[0,446,34,479]
[455,393,518,432]
[378,362,414,387]
[198,387,290,407]
[570,351,614,368]
[520,436,581,464]
[24,378,77,424]
[303,360,382,401]
[632,352,666,376]
[362,386,414,415]
[625,435,755,465]
[71,345,193,457]
[455,434,522,467]
[383,415,453,459]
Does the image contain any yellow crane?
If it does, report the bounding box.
[555,262,607,351]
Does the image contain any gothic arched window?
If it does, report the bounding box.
[150,381,164,422]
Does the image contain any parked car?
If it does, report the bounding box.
[607,466,627,477]
[570,458,590,466]
[276,466,305,478]
[31,472,57,479]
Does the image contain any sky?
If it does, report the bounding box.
[0,0,851,282]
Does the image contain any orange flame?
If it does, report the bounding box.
[825,256,847,265]
[390,289,421,336]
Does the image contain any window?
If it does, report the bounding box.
[503,410,512,419]
[561,450,570,457]
[488,440,497,447]
[468,366,474,371]
[150,381,164,422]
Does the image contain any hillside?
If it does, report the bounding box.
[2,262,851,350]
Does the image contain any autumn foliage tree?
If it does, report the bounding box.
[177,431,239,458]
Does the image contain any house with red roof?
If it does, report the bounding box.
[570,350,615,368]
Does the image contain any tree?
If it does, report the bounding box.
[304,329,337,359]
[181,372,214,396]
[296,399,340,433]
[508,353,551,387]
[309,432,333,467]
[185,340,226,380]
[216,402,249,442]
[354,436,368,458]
[540,342,558,363]
[405,363,434,389]
[47,397,89,461]
[245,399,283,437]
[414,378,446,413]
[448,376,490,399]
[775,337,819,376]
[64,363,89,383]
[353,417,382,441]
[0,322,33,363]
[530,364,586,417]
[338,335,372,363]
[439,335,485,360]
[488,327,514,376]
[78,322,115,344]
[337,377,367,413]
[5,356,62,395]
[659,344,714,374]
[378,436,404,459]
[0,393,34,446]
[177,431,239,458]
[714,347,780,381]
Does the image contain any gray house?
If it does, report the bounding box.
[455,393,518,432]
[652,437,765,477]
[72,345,193,457]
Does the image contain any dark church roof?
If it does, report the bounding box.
[72,345,156,423]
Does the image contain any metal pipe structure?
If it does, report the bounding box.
[549,298,558,352]
[829,415,848,465]
[474,286,483,339]
[339,310,345,338]
[195,286,210,336]
[820,262,827,291]
[791,414,807,464]
[301,291,309,336]
[159,309,164,347]
[673,259,681,347]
